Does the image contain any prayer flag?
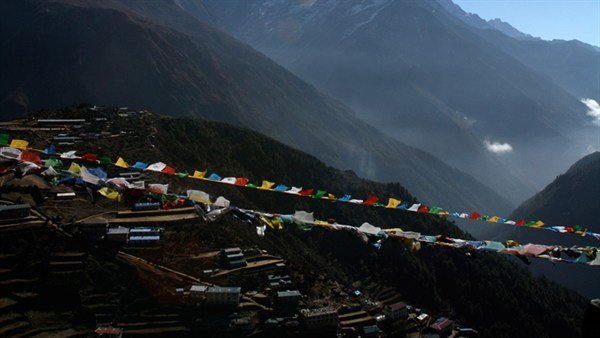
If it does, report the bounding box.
[313,190,327,199]
[20,151,41,164]
[386,198,401,209]
[9,139,28,150]
[259,180,275,190]
[115,157,129,168]
[235,177,249,186]
[67,162,81,174]
[132,161,149,170]
[299,188,314,196]
[161,166,176,175]
[208,173,221,181]
[192,170,207,179]
[99,156,112,165]
[146,162,167,172]
[80,153,98,162]
[363,195,379,206]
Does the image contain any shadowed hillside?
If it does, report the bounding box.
[11,105,589,337]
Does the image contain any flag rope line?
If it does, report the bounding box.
[0,136,598,241]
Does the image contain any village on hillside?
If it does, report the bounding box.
[0,106,478,337]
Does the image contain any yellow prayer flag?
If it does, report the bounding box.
[505,240,520,248]
[386,198,401,209]
[115,157,129,168]
[259,215,283,229]
[325,193,336,200]
[259,180,275,190]
[533,220,545,228]
[98,187,122,202]
[68,162,81,174]
[488,216,500,223]
[9,139,29,150]
[192,170,207,179]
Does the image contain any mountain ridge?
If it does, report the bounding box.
[183,0,597,206]
[0,0,514,213]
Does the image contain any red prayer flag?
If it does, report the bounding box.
[363,195,379,206]
[80,153,98,162]
[161,166,176,175]
[235,177,249,186]
[20,151,42,164]
[299,188,314,196]
[469,212,481,220]
[516,220,527,226]
[418,205,430,213]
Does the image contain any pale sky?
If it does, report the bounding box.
[454,0,600,47]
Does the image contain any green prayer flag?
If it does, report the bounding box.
[44,158,63,170]
[0,133,8,145]
[312,190,327,198]
[246,183,258,188]
[99,156,113,165]
[176,171,189,178]
[526,221,537,227]
[428,207,443,214]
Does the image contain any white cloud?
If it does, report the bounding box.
[484,140,513,154]
[581,98,600,126]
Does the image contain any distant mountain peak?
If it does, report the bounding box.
[486,18,540,41]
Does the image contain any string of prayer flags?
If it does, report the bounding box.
[35,153,600,267]
[3,135,598,241]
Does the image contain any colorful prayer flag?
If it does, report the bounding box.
[386,198,401,209]
[115,157,129,168]
[192,170,207,179]
[363,195,379,206]
[9,139,28,150]
[259,180,275,190]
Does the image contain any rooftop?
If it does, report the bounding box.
[277,290,302,298]
[430,317,454,331]
[206,286,241,294]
